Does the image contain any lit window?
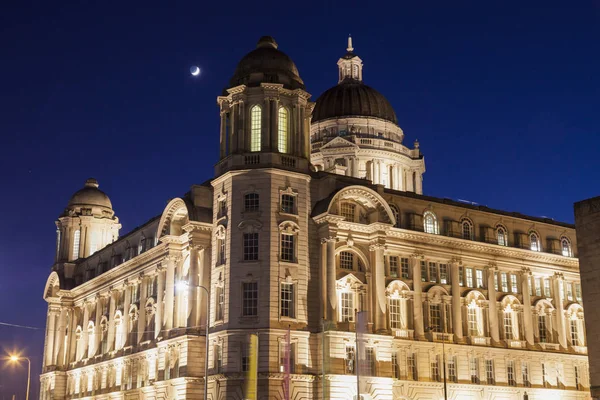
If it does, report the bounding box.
[72,230,81,260]
[340,251,354,270]
[544,278,551,297]
[466,268,473,288]
[280,282,295,318]
[561,238,572,257]
[429,304,441,332]
[244,193,259,212]
[476,269,484,288]
[575,283,582,301]
[485,359,494,384]
[278,107,288,153]
[535,278,542,296]
[389,256,399,278]
[497,227,507,246]
[340,202,356,221]
[242,282,258,316]
[340,292,354,322]
[281,194,295,214]
[243,233,259,261]
[215,286,224,321]
[429,262,438,283]
[467,306,479,337]
[250,105,262,152]
[389,298,402,329]
[462,220,473,240]
[501,273,508,293]
[507,360,516,386]
[423,211,438,234]
[530,233,540,251]
[401,258,410,279]
[459,266,464,287]
[440,264,448,284]
[280,233,295,262]
[510,274,518,293]
[567,282,573,301]
[470,357,479,384]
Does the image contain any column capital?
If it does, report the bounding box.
[553,272,565,280]
[450,257,463,265]
[521,267,532,277]
[410,251,425,260]
[485,262,498,272]
[320,236,338,244]
[369,243,386,252]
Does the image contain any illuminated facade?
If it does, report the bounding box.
[40,36,590,400]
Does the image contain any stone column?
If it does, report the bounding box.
[370,243,387,332]
[138,277,147,343]
[230,102,238,153]
[188,245,201,330]
[54,307,68,366]
[411,255,424,340]
[326,237,337,322]
[486,265,500,344]
[320,238,328,321]
[122,285,131,347]
[79,302,90,360]
[219,110,227,158]
[238,100,246,152]
[164,256,176,331]
[94,297,102,356]
[156,265,165,339]
[450,260,463,342]
[44,307,57,366]
[373,161,380,185]
[270,98,279,152]
[107,290,117,351]
[553,273,567,349]
[521,268,534,346]
[68,309,79,364]
[416,172,423,194]
[198,247,208,329]
[263,98,271,151]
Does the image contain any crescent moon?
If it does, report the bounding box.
[190,66,200,76]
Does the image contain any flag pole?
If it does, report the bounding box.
[355,309,360,400]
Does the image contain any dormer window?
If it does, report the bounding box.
[497,226,507,246]
[462,219,473,240]
[423,211,439,234]
[561,237,572,257]
[530,233,540,252]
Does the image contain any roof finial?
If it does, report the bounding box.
[347,34,354,53]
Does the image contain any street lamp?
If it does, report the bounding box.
[425,327,448,400]
[176,281,210,400]
[8,355,31,400]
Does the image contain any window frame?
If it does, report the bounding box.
[277,106,289,153]
[423,211,439,234]
[250,105,262,152]
[243,192,260,213]
[242,281,258,317]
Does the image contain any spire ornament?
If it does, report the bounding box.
[347,34,354,52]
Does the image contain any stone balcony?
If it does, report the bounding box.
[506,339,527,349]
[468,336,491,346]
[392,328,414,340]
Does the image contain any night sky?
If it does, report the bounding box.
[1,1,599,397]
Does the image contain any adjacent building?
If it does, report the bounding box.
[40,36,590,400]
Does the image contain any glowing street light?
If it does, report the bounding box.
[7,354,31,400]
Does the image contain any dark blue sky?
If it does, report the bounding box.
[1,0,599,397]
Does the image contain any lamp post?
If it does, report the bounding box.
[8,355,31,400]
[176,281,210,400]
[425,328,448,400]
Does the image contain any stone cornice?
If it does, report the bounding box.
[312,213,345,226]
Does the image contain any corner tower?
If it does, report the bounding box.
[310,36,426,194]
[215,36,313,176]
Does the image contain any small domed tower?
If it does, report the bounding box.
[55,178,121,262]
[311,36,426,193]
[215,36,313,175]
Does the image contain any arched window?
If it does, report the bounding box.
[462,219,473,240]
[278,107,288,153]
[501,297,522,341]
[530,233,540,252]
[561,237,572,257]
[72,230,81,260]
[464,292,486,338]
[336,275,366,323]
[250,105,262,152]
[567,305,586,347]
[337,250,364,271]
[423,211,438,234]
[497,226,507,246]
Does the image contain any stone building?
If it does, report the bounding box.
[39,36,590,400]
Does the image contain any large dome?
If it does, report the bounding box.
[227,36,305,91]
[67,178,112,210]
[312,79,398,125]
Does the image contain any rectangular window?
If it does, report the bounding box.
[544,278,551,297]
[439,264,448,284]
[542,363,548,387]
[340,292,354,322]
[280,282,295,318]
[280,233,295,262]
[566,282,573,301]
[476,269,484,289]
[538,314,547,343]
[431,356,440,382]
[72,230,81,260]
[507,360,516,386]
[391,353,400,379]
[345,345,355,374]
[448,356,457,382]
[389,298,402,329]
[535,277,542,296]
[218,238,226,265]
[340,203,356,222]
[241,343,249,372]
[401,257,410,279]
[459,266,464,286]
[571,319,579,345]
[501,273,508,293]
[428,262,438,283]
[281,194,295,214]
[430,304,441,332]
[575,283,582,301]
[470,357,479,384]
[575,366,580,389]
[242,282,258,316]
[466,267,473,287]
[494,272,498,291]
[522,361,530,387]
[364,347,375,376]
[243,233,259,261]
[485,359,494,384]
[215,286,224,321]
[146,277,157,298]
[244,193,259,212]
[504,311,513,339]
[218,199,227,218]
[131,285,140,304]
[467,307,478,337]
[279,342,296,374]
[407,353,417,380]
[510,274,518,293]
[421,261,427,282]
[389,256,399,278]
[340,251,354,270]
[214,344,222,373]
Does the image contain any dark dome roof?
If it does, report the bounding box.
[67,178,112,210]
[312,79,398,125]
[227,36,305,91]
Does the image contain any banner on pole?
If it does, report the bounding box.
[244,333,259,400]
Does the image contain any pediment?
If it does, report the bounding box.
[320,136,359,151]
